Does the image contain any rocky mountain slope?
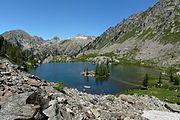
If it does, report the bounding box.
[0,59,180,120]
[2,30,95,61]
[2,30,44,50]
[81,0,180,68]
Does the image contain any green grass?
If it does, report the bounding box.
[71,54,97,62]
[53,82,64,92]
[122,87,180,104]
[96,34,112,49]
[50,58,67,63]
[121,74,180,104]
[174,20,180,28]
[102,52,116,58]
[160,27,180,44]
[117,30,136,43]
[112,58,156,68]
[49,54,97,63]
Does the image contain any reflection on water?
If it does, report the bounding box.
[31,62,159,94]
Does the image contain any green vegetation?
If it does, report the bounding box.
[49,54,97,63]
[112,57,155,68]
[95,64,110,79]
[102,52,116,58]
[174,20,180,28]
[161,28,180,44]
[71,54,97,62]
[0,39,38,71]
[50,58,67,63]
[117,30,136,43]
[96,36,111,49]
[53,82,64,92]
[121,71,180,104]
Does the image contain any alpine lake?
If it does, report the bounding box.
[31,62,160,95]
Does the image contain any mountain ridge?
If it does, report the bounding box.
[1,29,96,61]
[79,0,180,68]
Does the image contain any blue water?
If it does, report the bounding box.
[31,62,159,94]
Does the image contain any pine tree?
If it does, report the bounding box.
[158,72,162,84]
[174,78,179,85]
[143,74,149,87]
[169,68,174,82]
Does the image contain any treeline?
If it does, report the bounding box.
[0,36,38,71]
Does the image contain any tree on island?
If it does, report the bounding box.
[95,64,109,78]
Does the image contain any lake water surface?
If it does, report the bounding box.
[31,62,159,94]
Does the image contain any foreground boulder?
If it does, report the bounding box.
[165,103,180,113]
[0,92,46,120]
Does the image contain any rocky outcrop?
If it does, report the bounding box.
[91,56,112,65]
[1,58,180,120]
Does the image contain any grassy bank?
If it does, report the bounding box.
[121,74,180,104]
[49,54,97,63]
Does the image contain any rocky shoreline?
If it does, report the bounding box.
[0,59,180,120]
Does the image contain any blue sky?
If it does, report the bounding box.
[0,0,157,40]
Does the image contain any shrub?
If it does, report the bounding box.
[53,82,64,91]
[174,79,179,85]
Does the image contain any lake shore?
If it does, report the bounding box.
[0,58,180,119]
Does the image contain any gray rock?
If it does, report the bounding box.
[57,96,67,103]
[92,56,111,65]
[165,103,180,113]
[0,72,11,76]
[0,92,37,120]
[43,100,62,120]
[91,109,100,118]
[0,85,5,91]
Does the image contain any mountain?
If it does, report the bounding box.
[2,29,44,50]
[82,0,180,67]
[39,34,95,56]
[1,30,95,60]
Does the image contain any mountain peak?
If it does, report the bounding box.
[3,29,31,39]
[70,34,96,41]
[70,34,88,40]
[51,36,60,41]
